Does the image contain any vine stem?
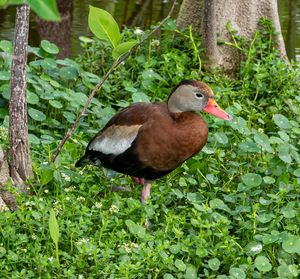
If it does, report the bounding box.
[51,0,177,163]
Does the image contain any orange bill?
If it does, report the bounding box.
[203,98,233,121]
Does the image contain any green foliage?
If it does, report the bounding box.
[0,19,299,278]
[0,0,60,21]
[88,6,137,59]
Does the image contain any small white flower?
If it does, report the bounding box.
[250,243,262,252]
[48,257,54,262]
[134,28,143,35]
[44,189,49,194]
[62,173,71,182]
[109,204,119,214]
[65,197,70,201]
[77,196,85,202]
[258,128,264,133]
[95,202,102,209]
[150,39,160,47]
[79,170,83,175]
[64,186,75,193]
[31,234,37,240]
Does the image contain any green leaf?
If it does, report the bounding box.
[28,108,46,121]
[88,5,121,48]
[112,40,137,59]
[273,114,292,129]
[164,274,175,279]
[229,267,246,279]
[40,40,59,54]
[210,198,231,213]
[125,220,146,239]
[254,256,272,273]
[0,40,13,53]
[27,0,60,21]
[175,259,186,271]
[185,264,197,279]
[27,91,39,105]
[277,144,292,164]
[208,258,220,271]
[263,176,275,184]
[244,241,262,256]
[241,173,262,187]
[254,133,273,153]
[49,208,59,245]
[282,235,300,254]
[0,71,10,80]
[294,168,300,177]
[214,132,228,144]
[0,0,8,6]
[40,165,54,186]
[49,100,63,109]
[132,92,150,103]
[28,134,40,145]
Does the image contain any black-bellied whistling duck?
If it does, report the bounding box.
[76,80,232,203]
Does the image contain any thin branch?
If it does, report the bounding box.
[51,0,177,163]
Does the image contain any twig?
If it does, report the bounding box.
[51,0,177,163]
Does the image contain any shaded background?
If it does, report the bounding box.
[0,0,299,60]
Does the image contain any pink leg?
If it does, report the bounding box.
[131,176,145,185]
[141,180,152,203]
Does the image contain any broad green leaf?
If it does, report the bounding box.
[27,91,39,105]
[277,144,292,164]
[210,198,231,213]
[125,220,145,239]
[208,258,220,271]
[229,267,246,279]
[175,259,186,271]
[0,0,8,6]
[49,208,59,245]
[40,165,54,186]
[28,108,46,121]
[294,168,300,177]
[241,173,262,187]
[49,100,63,109]
[132,92,150,103]
[262,234,278,245]
[214,132,228,144]
[282,235,300,254]
[254,133,273,153]
[244,241,262,256]
[185,264,197,279]
[112,40,137,59]
[27,0,60,21]
[59,66,78,80]
[0,71,10,80]
[28,134,40,145]
[0,40,12,53]
[164,274,175,279]
[88,6,121,48]
[40,40,59,54]
[254,256,272,273]
[263,176,275,184]
[273,114,292,129]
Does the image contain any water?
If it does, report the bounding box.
[0,0,299,60]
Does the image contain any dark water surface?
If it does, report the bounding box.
[0,0,300,60]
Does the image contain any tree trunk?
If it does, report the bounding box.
[177,0,287,73]
[36,0,72,58]
[9,4,33,185]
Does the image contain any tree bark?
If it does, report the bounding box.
[177,0,287,73]
[36,0,72,58]
[9,4,33,185]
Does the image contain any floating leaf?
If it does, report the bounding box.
[241,173,262,187]
[208,258,220,271]
[254,256,272,273]
[112,40,137,59]
[88,6,121,48]
[229,267,246,279]
[125,220,145,239]
[41,40,59,54]
[273,114,292,129]
[28,108,46,121]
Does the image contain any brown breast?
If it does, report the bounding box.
[135,107,208,171]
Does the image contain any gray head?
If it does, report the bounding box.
[167,80,232,120]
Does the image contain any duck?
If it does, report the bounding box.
[76,80,232,203]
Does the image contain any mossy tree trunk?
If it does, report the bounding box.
[9,4,33,186]
[177,0,287,73]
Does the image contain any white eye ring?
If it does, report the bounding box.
[195,92,204,99]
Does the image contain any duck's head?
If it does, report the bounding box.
[167,80,232,120]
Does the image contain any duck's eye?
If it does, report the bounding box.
[195,92,204,99]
